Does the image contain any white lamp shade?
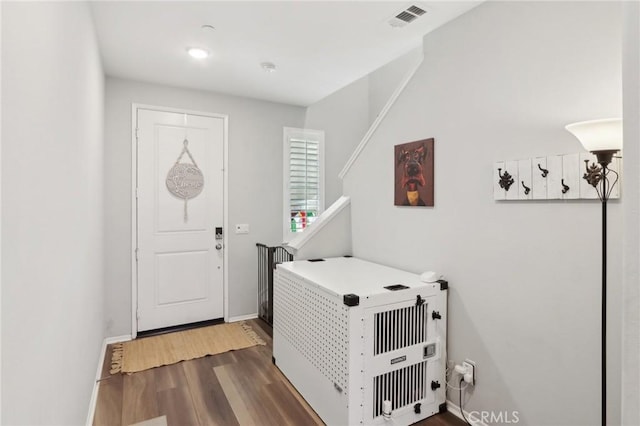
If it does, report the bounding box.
[565,118,622,152]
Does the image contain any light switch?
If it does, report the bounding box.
[235,224,250,234]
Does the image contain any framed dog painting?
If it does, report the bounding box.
[394,138,434,207]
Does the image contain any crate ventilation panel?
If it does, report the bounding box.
[274,272,349,392]
[373,360,428,418]
[374,303,428,355]
[372,303,429,418]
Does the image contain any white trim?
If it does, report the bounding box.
[86,379,99,426]
[105,334,133,344]
[87,338,107,426]
[338,55,424,180]
[85,334,133,426]
[131,103,230,336]
[446,400,488,426]
[622,3,640,424]
[0,2,3,419]
[285,195,350,252]
[228,313,258,323]
[86,338,106,426]
[131,105,138,339]
[223,115,230,323]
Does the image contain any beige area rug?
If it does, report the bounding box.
[110,321,265,374]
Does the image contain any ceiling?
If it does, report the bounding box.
[90,1,481,107]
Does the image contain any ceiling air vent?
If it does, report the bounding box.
[407,5,426,16]
[387,5,428,28]
[396,11,418,23]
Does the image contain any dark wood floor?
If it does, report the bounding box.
[93,319,466,426]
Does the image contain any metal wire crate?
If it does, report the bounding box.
[256,243,293,324]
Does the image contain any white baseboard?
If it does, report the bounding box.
[228,313,258,323]
[86,334,132,426]
[105,334,132,344]
[446,400,487,426]
[86,338,106,426]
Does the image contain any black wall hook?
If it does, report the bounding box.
[583,159,602,188]
[498,168,514,191]
[538,163,549,178]
[561,178,570,194]
[521,181,530,195]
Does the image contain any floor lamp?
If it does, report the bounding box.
[566,118,623,426]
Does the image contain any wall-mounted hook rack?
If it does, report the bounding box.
[495,153,620,201]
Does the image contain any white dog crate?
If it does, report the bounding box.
[273,257,448,426]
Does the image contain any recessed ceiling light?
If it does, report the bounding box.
[201,24,216,32]
[187,47,209,59]
[261,62,276,72]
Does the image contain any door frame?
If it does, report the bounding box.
[130,103,229,338]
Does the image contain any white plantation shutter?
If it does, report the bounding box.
[290,138,319,212]
[283,128,324,241]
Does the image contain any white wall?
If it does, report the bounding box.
[368,47,423,124]
[343,2,622,425]
[622,2,640,424]
[1,2,105,424]
[304,78,369,207]
[104,78,305,335]
[305,48,424,207]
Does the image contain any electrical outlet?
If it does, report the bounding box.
[463,360,476,386]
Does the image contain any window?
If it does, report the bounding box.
[283,127,325,242]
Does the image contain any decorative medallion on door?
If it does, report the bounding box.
[166,138,204,221]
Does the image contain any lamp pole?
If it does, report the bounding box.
[590,150,618,426]
[567,118,622,426]
[601,178,607,426]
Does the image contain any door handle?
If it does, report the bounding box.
[215,243,222,250]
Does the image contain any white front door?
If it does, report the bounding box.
[136,108,225,332]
